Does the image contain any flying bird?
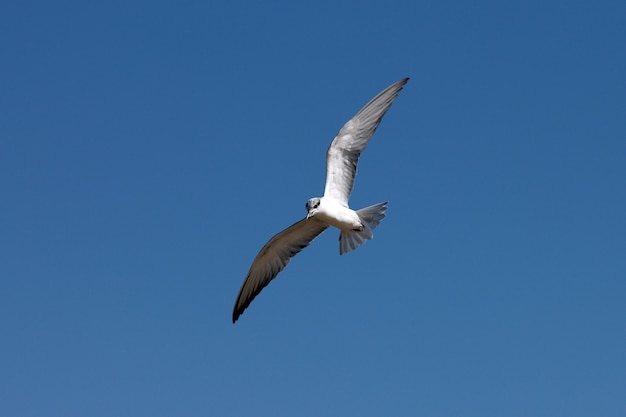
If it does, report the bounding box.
[232,78,409,323]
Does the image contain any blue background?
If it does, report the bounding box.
[2,1,625,416]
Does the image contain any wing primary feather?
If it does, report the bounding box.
[323,78,409,204]
[232,218,328,322]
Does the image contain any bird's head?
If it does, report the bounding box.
[305,197,321,220]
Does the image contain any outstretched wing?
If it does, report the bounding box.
[232,218,329,322]
[323,78,409,206]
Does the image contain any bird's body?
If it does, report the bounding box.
[310,196,363,231]
[232,78,409,322]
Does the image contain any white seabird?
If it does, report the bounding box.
[232,78,409,322]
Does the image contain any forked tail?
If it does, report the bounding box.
[339,201,388,255]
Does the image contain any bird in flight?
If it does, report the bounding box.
[232,78,409,323]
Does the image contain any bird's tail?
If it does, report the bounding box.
[339,201,388,255]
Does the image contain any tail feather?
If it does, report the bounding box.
[339,202,387,255]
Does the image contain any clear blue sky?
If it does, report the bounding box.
[1,1,624,416]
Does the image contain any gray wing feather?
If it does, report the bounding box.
[324,78,409,205]
[232,218,328,322]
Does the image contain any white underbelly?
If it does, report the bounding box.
[316,198,362,230]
